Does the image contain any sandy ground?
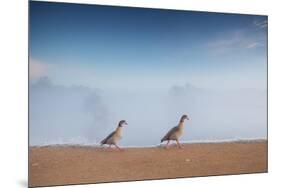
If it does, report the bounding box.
[29,140,267,187]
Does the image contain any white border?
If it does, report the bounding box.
[1,0,280,188]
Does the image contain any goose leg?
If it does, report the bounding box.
[176,139,183,149]
[165,140,170,149]
[114,144,124,151]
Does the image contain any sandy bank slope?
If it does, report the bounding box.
[29,141,267,187]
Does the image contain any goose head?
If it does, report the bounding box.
[118,120,128,127]
[180,114,189,122]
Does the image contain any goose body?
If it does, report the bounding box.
[161,114,189,148]
[161,122,184,142]
[100,120,127,150]
[101,126,122,145]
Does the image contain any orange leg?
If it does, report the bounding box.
[104,144,112,151]
[114,144,124,151]
[165,140,170,149]
[176,140,183,149]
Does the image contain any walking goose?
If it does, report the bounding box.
[161,114,189,149]
[100,120,127,150]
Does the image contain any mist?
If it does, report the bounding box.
[29,77,110,145]
[29,78,267,146]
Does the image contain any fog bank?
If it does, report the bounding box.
[29,78,267,146]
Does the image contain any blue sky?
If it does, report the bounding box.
[29,1,267,146]
[29,1,267,91]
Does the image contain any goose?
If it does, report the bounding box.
[161,114,189,149]
[100,120,127,151]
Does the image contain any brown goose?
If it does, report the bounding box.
[161,114,189,149]
[100,120,127,151]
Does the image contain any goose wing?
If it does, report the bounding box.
[161,126,179,142]
[100,131,116,145]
